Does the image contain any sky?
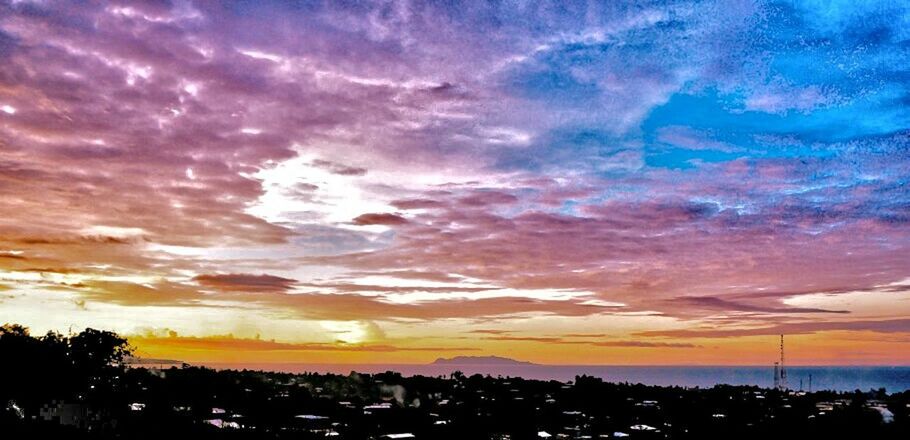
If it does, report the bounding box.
[1,0,910,366]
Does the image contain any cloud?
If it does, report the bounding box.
[743,85,841,115]
[390,199,444,210]
[669,296,850,315]
[264,293,620,321]
[193,273,296,293]
[458,191,519,207]
[351,213,409,226]
[9,235,143,245]
[655,126,742,153]
[483,335,563,343]
[311,159,368,176]
[298,282,494,294]
[78,280,204,307]
[349,270,464,283]
[467,329,512,335]
[130,333,480,353]
[638,318,910,338]
[589,340,700,348]
[479,334,699,348]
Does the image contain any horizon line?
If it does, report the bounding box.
[191,362,910,368]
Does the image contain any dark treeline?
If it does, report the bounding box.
[0,324,130,407]
[1,323,909,439]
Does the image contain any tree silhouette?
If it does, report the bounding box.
[0,323,132,419]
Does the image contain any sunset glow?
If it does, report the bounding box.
[2,1,910,366]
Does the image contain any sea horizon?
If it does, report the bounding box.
[199,362,910,367]
[196,363,910,393]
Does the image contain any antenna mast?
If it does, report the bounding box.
[773,362,780,389]
[779,334,787,391]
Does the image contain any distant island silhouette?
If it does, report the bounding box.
[431,355,537,366]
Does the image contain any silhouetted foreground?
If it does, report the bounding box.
[2,324,908,439]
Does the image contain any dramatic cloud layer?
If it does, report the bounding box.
[1,0,909,365]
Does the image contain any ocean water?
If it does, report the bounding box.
[203,363,910,393]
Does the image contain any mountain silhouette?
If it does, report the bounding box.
[431,355,536,366]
